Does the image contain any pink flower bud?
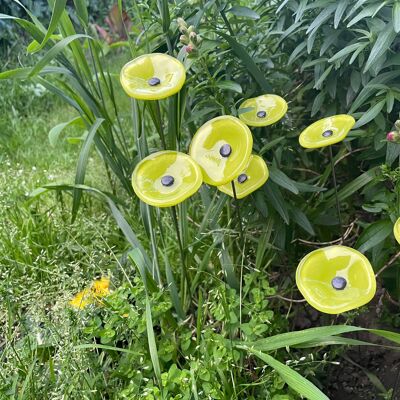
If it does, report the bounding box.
[387,131,396,142]
[185,44,194,53]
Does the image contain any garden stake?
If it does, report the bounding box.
[171,205,188,306]
[328,145,344,240]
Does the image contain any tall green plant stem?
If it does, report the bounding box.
[216,0,235,36]
[131,99,161,284]
[231,181,245,339]
[328,146,343,240]
[171,205,188,308]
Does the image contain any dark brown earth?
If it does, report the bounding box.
[291,286,400,400]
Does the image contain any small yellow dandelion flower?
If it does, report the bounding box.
[69,289,93,309]
[91,277,111,298]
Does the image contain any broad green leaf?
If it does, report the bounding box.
[347,3,386,27]
[306,5,336,35]
[394,1,400,33]
[259,137,285,154]
[250,325,361,352]
[264,183,290,224]
[269,166,299,194]
[364,22,396,73]
[218,32,272,92]
[386,142,400,166]
[356,219,392,253]
[72,118,104,221]
[290,208,315,235]
[244,349,329,400]
[227,6,260,20]
[328,43,363,63]
[48,116,83,146]
[353,100,385,128]
[215,80,242,93]
[324,167,379,208]
[314,65,333,89]
[334,0,348,28]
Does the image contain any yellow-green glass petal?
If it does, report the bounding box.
[239,94,288,127]
[132,151,202,207]
[120,53,186,100]
[218,155,269,199]
[189,116,253,186]
[296,245,376,314]
[394,217,400,244]
[299,114,355,149]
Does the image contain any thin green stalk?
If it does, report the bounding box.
[171,205,188,307]
[328,145,343,239]
[131,98,161,283]
[231,180,245,340]
[216,0,235,36]
[155,100,167,149]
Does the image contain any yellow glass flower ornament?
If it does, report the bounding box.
[299,114,355,149]
[296,245,376,314]
[189,116,253,186]
[218,155,269,199]
[239,94,288,127]
[132,151,202,207]
[120,53,186,100]
[394,217,400,244]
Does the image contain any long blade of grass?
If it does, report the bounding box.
[243,349,329,400]
[72,118,104,221]
[32,0,67,52]
[145,296,162,386]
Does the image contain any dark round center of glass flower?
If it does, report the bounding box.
[148,77,161,86]
[219,143,232,157]
[257,110,267,118]
[331,276,347,290]
[237,173,248,184]
[322,129,333,137]
[161,175,174,187]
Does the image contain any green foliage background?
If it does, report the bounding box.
[1,0,400,399]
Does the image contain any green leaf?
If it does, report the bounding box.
[334,0,348,28]
[29,34,92,77]
[244,350,329,400]
[394,1,400,33]
[364,22,396,73]
[347,3,386,28]
[73,0,88,26]
[356,219,392,253]
[218,32,272,92]
[145,296,162,386]
[324,167,378,208]
[215,80,242,93]
[353,100,385,128]
[269,166,299,194]
[72,118,104,221]
[31,0,67,53]
[290,208,315,235]
[386,142,400,166]
[306,5,336,35]
[328,43,363,63]
[264,183,290,224]
[314,65,333,89]
[48,116,83,146]
[249,325,361,352]
[227,6,260,20]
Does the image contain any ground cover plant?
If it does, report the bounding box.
[1,0,400,399]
